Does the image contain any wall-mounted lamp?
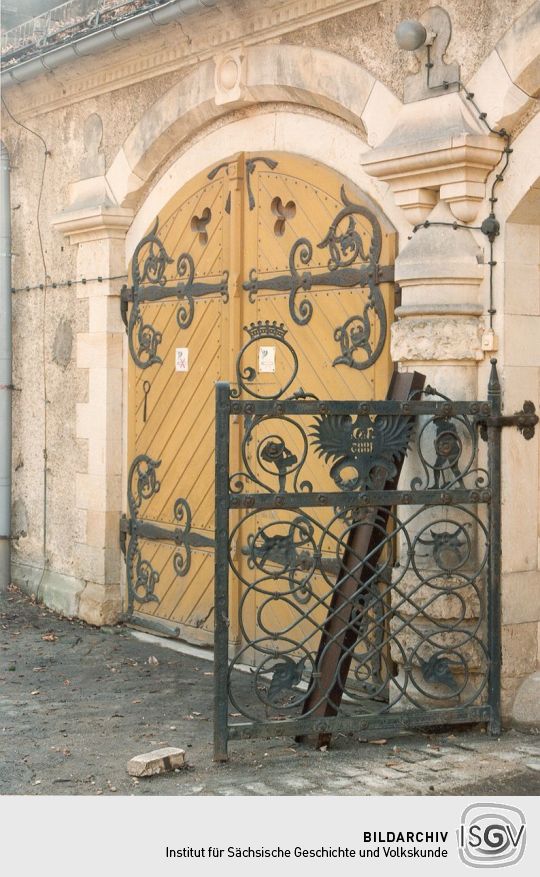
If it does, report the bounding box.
[395,6,460,102]
[395,20,435,52]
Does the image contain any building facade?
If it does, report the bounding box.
[1,0,539,729]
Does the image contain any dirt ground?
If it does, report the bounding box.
[1,585,539,796]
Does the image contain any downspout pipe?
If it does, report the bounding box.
[0,141,12,593]
[2,0,218,89]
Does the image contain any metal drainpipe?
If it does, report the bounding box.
[0,141,12,593]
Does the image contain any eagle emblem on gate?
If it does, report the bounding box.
[310,412,414,491]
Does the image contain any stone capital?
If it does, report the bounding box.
[361,93,504,224]
[53,200,133,245]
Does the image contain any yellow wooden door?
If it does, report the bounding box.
[125,165,232,644]
[123,152,395,650]
[237,153,395,659]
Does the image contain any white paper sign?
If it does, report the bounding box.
[258,346,276,373]
[175,348,189,372]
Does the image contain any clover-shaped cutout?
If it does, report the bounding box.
[191,206,212,245]
[271,196,296,237]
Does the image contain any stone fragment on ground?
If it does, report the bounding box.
[127,747,186,777]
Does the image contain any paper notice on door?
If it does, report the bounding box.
[175,348,189,372]
[258,346,276,373]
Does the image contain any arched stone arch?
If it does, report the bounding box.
[497,112,540,222]
[106,44,400,209]
[466,2,540,134]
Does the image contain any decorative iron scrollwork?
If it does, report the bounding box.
[172,497,192,577]
[243,516,317,605]
[128,454,161,515]
[419,652,460,692]
[216,379,497,743]
[126,217,229,369]
[126,454,162,608]
[417,522,472,572]
[128,544,160,606]
[310,411,414,491]
[242,186,389,370]
[132,217,172,288]
[233,320,299,401]
[246,156,278,210]
[267,656,307,703]
[124,453,215,611]
[411,388,489,492]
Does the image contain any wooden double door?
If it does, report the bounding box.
[123,152,395,646]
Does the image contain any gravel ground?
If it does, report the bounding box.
[1,585,539,796]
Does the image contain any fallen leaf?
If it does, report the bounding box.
[31,690,40,696]
[148,656,159,666]
[318,745,328,752]
[369,739,387,745]
[132,699,141,704]
[191,711,201,717]
[203,671,213,676]
[229,712,241,718]
[63,679,71,686]
[41,634,57,642]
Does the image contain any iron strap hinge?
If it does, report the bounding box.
[119,513,132,557]
[480,401,538,440]
[377,264,395,284]
[120,285,134,332]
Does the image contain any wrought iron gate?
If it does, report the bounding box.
[213,351,510,760]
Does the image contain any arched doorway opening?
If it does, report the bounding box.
[122,151,396,646]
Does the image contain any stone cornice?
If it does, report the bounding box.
[3,0,379,121]
[53,204,134,244]
[361,94,504,223]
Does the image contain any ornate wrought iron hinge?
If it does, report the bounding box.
[480,401,538,441]
[120,285,134,332]
[119,513,132,557]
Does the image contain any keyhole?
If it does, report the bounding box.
[271,196,296,236]
[191,207,212,245]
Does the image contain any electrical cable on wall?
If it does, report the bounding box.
[1,94,51,587]
[11,273,128,293]
[408,83,512,331]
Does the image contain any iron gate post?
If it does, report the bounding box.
[214,381,231,761]
[487,359,502,735]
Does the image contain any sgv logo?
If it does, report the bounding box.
[458,803,526,868]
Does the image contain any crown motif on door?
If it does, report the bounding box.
[245,320,287,340]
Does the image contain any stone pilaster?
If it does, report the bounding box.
[361,92,500,712]
[53,201,133,625]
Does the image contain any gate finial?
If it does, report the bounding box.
[487,358,501,408]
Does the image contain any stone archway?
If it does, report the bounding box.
[105,43,401,210]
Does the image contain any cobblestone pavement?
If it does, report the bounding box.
[1,587,540,796]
